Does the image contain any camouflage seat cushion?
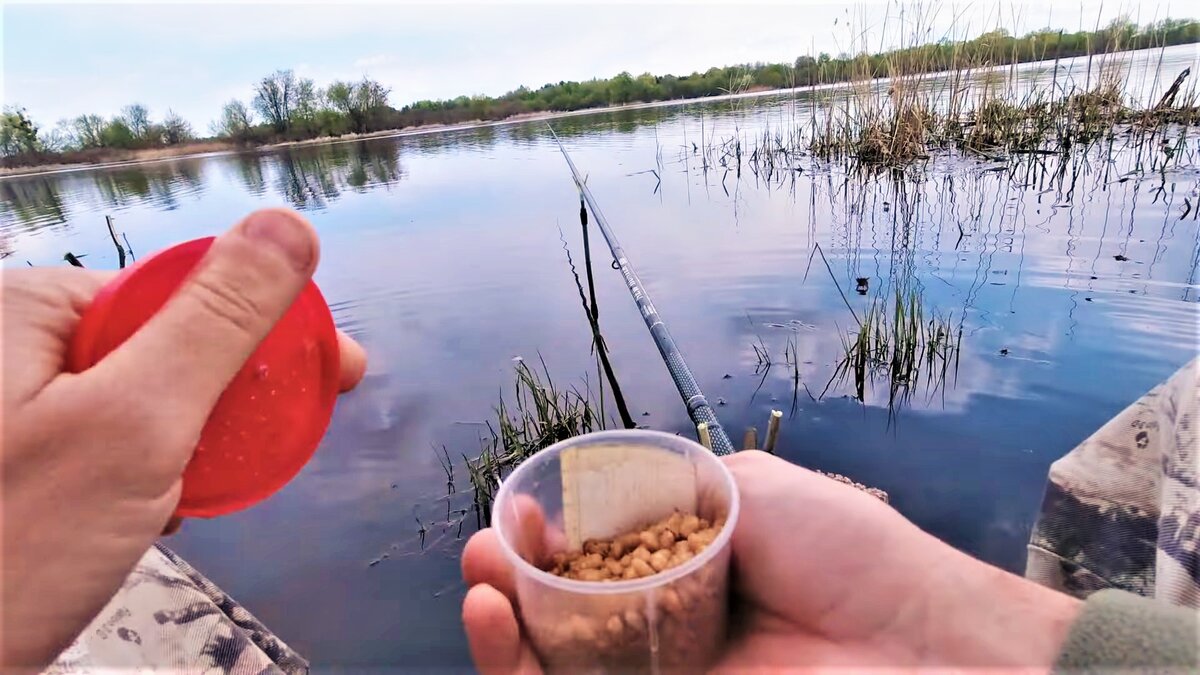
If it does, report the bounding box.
[47,543,307,674]
[1027,357,1199,607]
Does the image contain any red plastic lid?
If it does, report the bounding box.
[68,237,341,518]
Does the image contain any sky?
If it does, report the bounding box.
[1,0,1186,133]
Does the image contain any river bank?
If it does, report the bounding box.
[4,43,1194,180]
[0,142,238,178]
[0,92,754,179]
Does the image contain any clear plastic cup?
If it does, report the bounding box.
[492,430,740,673]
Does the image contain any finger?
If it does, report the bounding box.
[161,517,183,536]
[336,329,366,392]
[1,269,118,406]
[465,487,564,598]
[91,208,318,425]
[466,497,566,604]
[463,529,517,602]
[513,495,550,566]
[463,583,542,675]
[45,268,119,307]
[497,494,565,562]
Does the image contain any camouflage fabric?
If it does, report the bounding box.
[1027,357,1199,607]
[46,543,307,674]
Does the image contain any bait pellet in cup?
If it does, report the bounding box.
[492,430,739,673]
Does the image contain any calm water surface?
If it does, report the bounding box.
[3,45,1198,668]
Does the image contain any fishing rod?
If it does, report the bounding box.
[548,124,735,456]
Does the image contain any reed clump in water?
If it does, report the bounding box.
[827,287,962,410]
[810,65,1193,167]
[466,357,605,523]
[810,49,945,166]
[722,14,1199,171]
[960,96,1054,151]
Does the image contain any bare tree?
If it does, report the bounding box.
[72,114,106,148]
[213,100,254,140]
[253,69,298,132]
[120,103,151,139]
[161,109,193,145]
[48,119,77,151]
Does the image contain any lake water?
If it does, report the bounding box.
[3,44,1198,668]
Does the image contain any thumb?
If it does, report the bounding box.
[91,208,319,426]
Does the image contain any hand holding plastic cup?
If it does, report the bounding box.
[492,430,739,672]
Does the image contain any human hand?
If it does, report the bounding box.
[461,450,1080,672]
[0,208,367,670]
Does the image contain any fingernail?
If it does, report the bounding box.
[243,210,315,271]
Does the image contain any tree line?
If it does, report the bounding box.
[212,71,392,142]
[3,17,1197,165]
[1,104,193,160]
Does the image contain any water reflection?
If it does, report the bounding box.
[0,176,67,230]
[92,162,206,211]
[639,105,1200,424]
[233,152,268,196]
[0,140,409,236]
[256,141,407,211]
[383,125,502,156]
[0,160,209,237]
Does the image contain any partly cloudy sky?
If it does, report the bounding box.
[1,1,1180,132]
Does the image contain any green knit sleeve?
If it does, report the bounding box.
[1054,589,1199,672]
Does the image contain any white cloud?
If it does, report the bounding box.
[353,54,395,69]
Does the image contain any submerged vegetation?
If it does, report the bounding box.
[827,289,962,410]
[4,17,1197,169]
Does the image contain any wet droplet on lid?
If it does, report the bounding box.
[255,364,270,380]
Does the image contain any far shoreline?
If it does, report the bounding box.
[0,89,782,180]
[2,43,1191,180]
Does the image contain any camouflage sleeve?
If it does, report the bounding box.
[46,543,308,673]
[1027,357,1199,607]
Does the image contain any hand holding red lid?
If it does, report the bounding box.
[1,208,366,670]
